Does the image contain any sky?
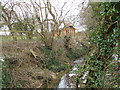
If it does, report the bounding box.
[0,0,89,35]
[0,0,87,17]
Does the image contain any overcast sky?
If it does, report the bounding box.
[0,0,88,17]
[0,0,89,35]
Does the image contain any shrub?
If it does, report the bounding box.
[2,60,11,88]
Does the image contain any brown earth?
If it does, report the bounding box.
[2,40,64,88]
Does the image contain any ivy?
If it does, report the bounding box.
[85,2,120,88]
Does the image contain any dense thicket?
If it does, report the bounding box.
[85,2,120,88]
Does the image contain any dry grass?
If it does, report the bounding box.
[2,32,89,88]
[2,40,60,88]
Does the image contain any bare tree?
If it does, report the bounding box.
[1,2,18,41]
[30,0,70,49]
[1,0,73,48]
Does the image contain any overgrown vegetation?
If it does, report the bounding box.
[2,61,11,88]
[1,0,119,88]
[39,47,68,72]
[1,36,84,88]
[77,2,120,88]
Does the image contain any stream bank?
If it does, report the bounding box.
[58,58,85,88]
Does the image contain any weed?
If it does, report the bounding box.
[2,60,11,88]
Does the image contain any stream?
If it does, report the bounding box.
[58,54,120,88]
[58,58,85,88]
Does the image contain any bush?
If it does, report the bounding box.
[2,61,11,88]
[40,47,67,72]
[83,2,120,88]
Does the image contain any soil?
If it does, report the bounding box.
[2,40,66,88]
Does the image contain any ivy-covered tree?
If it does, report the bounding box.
[85,2,120,88]
[76,2,120,88]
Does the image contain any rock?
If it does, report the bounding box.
[83,79,87,84]
[0,57,5,62]
[68,73,77,77]
[74,58,84,64]
[106,74,111,76]
[81,71,89,80]
[72,65,78,71]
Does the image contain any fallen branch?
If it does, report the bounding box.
[30,49,38,58]
[30,49,44,63]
